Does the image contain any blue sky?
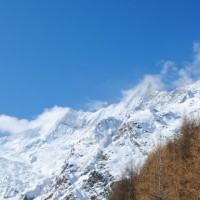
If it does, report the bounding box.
[0,0,200,119]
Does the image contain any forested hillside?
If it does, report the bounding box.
[110,117,200,200]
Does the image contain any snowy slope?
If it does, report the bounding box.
[0,81,200,200]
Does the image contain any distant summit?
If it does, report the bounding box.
[0,81,200,200]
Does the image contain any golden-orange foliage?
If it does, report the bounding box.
[109,118,200,200]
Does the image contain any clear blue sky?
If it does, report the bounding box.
[0,0,199,118]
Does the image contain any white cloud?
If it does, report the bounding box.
[122,42,200,99]
[0,106,68,134]
[173,68,194,87]
[1,43,199,134]
[0,116,29,134]
[138,74,164,90]
[31,106,69,127]
[194,41,200,63]
[169,42,200,88]
[147,41,200,89]
[121,74,164,101]
[160,60,176,75]
[84,99,108,112]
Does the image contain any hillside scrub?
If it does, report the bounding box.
[109,117,200,200]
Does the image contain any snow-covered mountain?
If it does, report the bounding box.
[0,81,200,200]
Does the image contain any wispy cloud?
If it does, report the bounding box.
[0,106,68,134]
[121,74,164,101]
[84,98,108,112]
[131,42,200,93]
[162,41,200,88]
[120,42,200,100]
[1,43,200,134]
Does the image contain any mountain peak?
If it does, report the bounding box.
[0,81,200,200]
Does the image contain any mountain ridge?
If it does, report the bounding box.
[0,80,200,200]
